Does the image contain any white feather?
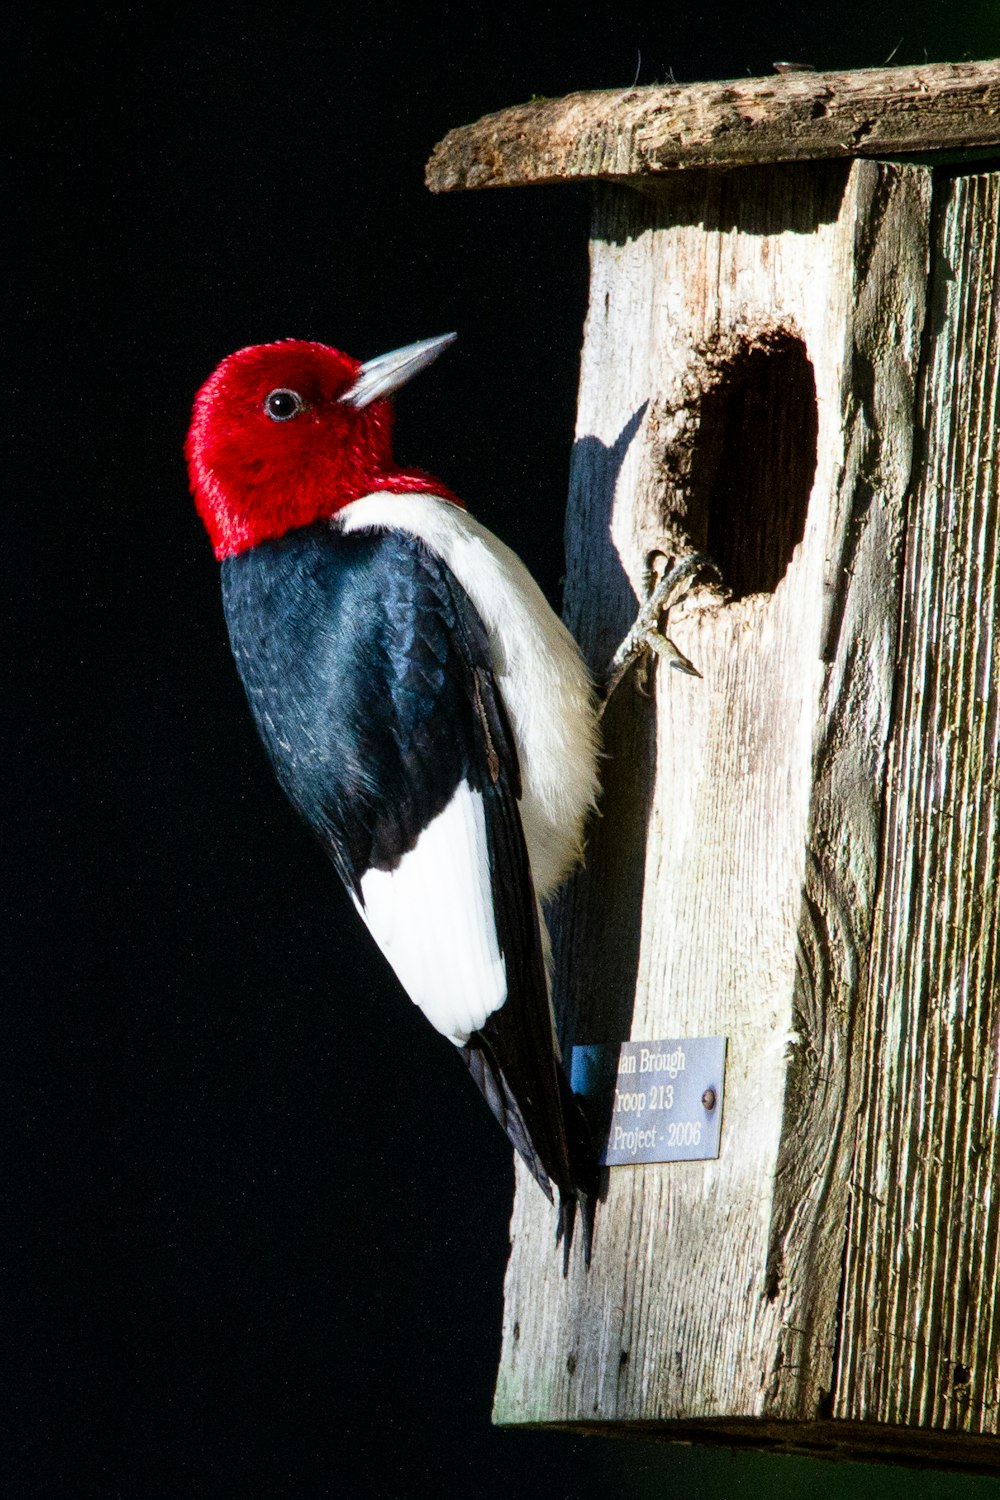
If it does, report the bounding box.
[356,780,507,1045]
[338,491,600,900]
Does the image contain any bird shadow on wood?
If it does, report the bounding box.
[548,404,655,1169]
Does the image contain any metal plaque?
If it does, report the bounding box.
[570,1037,727,1165]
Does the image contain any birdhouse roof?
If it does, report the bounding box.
[426,59,1000,191]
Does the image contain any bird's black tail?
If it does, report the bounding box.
[460,1037,554,1203]
[554,1065,599,1274]
[459,1038,598,1274]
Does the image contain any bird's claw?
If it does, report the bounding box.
[645,627,701,677]
[601,550,721,712]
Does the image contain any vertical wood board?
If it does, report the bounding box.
[837,171,1000,1435]
[495,162,931,1429]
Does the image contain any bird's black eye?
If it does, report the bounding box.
[264,388,304,422]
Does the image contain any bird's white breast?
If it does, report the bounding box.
[337,492,600,900]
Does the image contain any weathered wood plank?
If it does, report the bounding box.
[837,171,1000,1435]
[494,161,930,1435]
[426,61,1000,192]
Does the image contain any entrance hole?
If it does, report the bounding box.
[686,331,818,600]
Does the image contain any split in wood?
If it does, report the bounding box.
[600,550,723,713]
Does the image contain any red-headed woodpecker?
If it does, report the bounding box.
[186,335,601,1263]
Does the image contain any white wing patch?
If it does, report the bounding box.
[356,780,507,1045]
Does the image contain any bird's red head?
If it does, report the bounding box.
[186,337,460,559]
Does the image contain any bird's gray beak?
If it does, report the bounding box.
[341,333,457,409]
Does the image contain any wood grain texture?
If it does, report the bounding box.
[494,161,930,1435]
[426,61,1000,192]
[837,171,1000,1436]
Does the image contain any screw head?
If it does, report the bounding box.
[701,1087,717,1111]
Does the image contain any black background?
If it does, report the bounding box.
[12,6,1000,1496]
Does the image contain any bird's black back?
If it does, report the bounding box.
[221,521,590,1213]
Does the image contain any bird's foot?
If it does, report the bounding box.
[601,551,721,713]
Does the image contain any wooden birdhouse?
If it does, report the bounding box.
[427,61,1000,1470]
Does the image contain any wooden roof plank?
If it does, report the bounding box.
[426,60,1000,191]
